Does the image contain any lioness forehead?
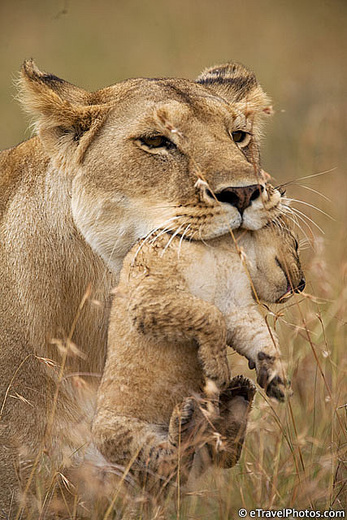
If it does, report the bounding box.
[98,77,231,113]
[96,78,252,143]
[142,78,229,105]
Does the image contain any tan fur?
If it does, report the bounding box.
[1,59,284,516]
[93,216,304,490]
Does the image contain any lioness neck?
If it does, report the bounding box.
[0,137,113,373]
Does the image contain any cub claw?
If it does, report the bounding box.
[265,376,286,402]
[220,375,256,404]
[256,352,290,402]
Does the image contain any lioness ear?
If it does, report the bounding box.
[196,62,273,121]
[18,59,109,164]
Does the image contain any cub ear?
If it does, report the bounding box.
[18,59,109,164]
[196,62,273,121]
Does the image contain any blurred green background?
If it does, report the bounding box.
[0,1,346,513]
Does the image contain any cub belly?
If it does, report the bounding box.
[99,329,204,426]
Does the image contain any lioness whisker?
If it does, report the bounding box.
[275,167,337,190]
[281,207,313,245]
[282,197,334,221]
[299,237,310,247]
[153,216,181,232]
[107,219,179,272]
[287,209,317,239]
[177,224,192,259]
[152,204,183,210]
[148,224,183,247]
[270,214,292,234]
[198,225,213,247]
[298,239,310,251]
[131,217,180,264]
[160,224,188,257]
[292,183,331,203]
[289,206,325,235]
[288,217,311,245]
[131,235,157,266]
[188,229,197,243]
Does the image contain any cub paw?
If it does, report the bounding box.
[220,375,256,405]
[255,352,288,402]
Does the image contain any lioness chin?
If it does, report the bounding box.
[1,60,286,517]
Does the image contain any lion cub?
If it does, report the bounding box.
[93,217,304,488]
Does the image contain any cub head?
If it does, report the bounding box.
[19,60,284,272]
[241,216,306,303]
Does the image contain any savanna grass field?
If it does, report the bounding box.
[0,0,346,518]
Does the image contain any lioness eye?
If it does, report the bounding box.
[140,135,174,149]
[231,131,250,145]
[231,130,249,143]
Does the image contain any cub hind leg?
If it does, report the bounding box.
[92,397,197,496]
[192,376,256,477]
[217,375,256,468]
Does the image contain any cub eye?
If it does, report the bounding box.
[139,135,175,150]
[231,130,251,147]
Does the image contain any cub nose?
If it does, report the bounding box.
[215,185,264,214]
[294,278,306,293]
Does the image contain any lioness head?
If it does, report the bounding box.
[240,216,305,303]
[19,60,283,272]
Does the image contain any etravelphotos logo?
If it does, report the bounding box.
[238,509,345,519]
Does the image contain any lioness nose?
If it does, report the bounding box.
[215,185,263,214]
[294,278,306,293]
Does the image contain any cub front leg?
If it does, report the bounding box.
[225,305,287,401]
[128,276,230,390]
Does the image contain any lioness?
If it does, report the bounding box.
[0,60,284,515]
[93,215,305,491]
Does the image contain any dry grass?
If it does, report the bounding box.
[0,0,346,518]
